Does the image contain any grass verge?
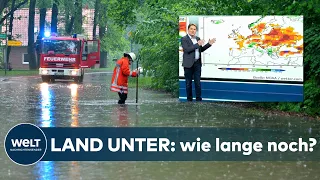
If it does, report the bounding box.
[85,67,114,72]
[128,76,153,89]
[0,70,39,76]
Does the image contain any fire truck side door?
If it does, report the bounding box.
[87,40,100,67]
[80,41,89,68]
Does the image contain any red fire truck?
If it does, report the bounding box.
[39,33,100,83]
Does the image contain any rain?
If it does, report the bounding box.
[0,73,319,179]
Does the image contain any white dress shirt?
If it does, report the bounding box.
[188,34,199,60]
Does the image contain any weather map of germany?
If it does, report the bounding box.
[178,16,304,82]
[227,16,303,66]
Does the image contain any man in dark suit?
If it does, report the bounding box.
[181,23,216,101]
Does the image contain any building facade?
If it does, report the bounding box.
[1,8,98,70]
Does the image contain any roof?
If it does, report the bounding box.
[1,8,99,46]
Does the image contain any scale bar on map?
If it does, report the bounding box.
[218,68,285,72]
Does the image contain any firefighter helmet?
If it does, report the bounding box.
[124,52,136,61]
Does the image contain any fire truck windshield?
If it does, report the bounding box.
[42,40,80,54]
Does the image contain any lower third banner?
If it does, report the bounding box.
[4,123,320,165]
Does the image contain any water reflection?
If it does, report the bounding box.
[68,161,80,179]
[34,161,56,180]
[39,83,55,127]
[34,83,81,179]
[69,84,79,127]
[35,83,56,180]
[68,84,80,178]
[112,105,129,127]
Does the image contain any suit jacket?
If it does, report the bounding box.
[181,35,211,68]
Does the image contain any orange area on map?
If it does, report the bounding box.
[256,23,266,32]
[231,23,303,56]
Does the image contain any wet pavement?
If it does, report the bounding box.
[0,72,319,179]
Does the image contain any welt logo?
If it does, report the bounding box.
[11,139,41,148]
[9,138,43,152]
[5,123,47,166]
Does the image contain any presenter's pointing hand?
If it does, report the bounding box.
[209,38,216,45]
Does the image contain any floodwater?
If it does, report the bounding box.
[0,72,319,180]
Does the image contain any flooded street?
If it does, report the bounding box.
[0,72,319,179]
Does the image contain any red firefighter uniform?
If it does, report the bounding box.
[110,57,137,94]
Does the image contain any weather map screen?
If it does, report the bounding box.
[179,16,303,82]
[178,16,303,102]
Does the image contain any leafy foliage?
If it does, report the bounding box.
[105,0,139,28]
[130,0,320,115]
[101,23,131,61]
[36,0,52,8]
[133,3,181,95]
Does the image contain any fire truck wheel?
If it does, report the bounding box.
[41,75,50,83]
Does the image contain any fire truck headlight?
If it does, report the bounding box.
[42,69,48,74]
[71,70,78,76]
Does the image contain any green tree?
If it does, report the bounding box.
[27,0,37,70]
[73,0,83,34]
[36,0,52,38]
[63,0,75,35]
[0,0,28,25]
[51,0,59,33]
[106,0,138,28]
[132,0,187,94]
[92,0,100,38]
[6,0,16,70]
[93,0,140,67]
[102,23,130,61]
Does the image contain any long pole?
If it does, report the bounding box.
[136,59,139,103]
[4,14,8,76]
[135,57,139,103]
[135,57,139,126]
[130,40,133,71]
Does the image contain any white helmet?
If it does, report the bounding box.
[124,52,136,61]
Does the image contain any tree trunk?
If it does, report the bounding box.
[28,0,36,70]
[99,25,107,68]
[39,8,46,38]
[51,1,58,33]
[73,0,82,34]
[6,0,16,69]
[36,8,46,68]
[64,1,70,33]
[66,16,74,35]
[64,0,75,35]
[98,1,107,68]
[93,0,100,38]
[100,51,107,68]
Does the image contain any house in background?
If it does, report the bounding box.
[1,8,98,70]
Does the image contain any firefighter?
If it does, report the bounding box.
[110,52,138,104]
